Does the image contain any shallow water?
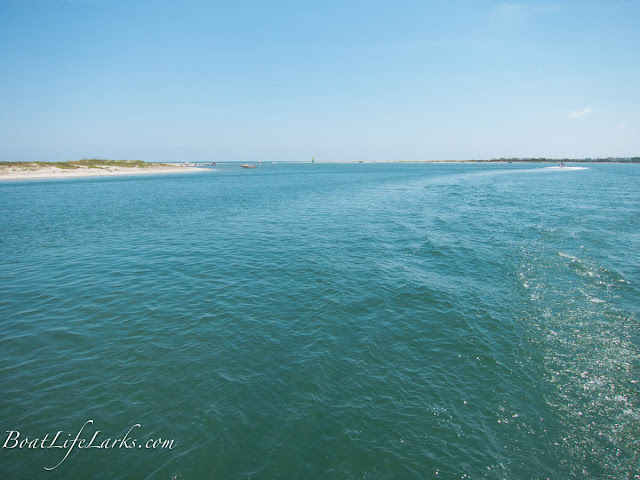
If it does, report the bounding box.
[1,163,638,479]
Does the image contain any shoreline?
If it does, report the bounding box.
[0,164,204,181]
[188,160,639,165]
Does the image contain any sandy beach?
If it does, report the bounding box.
[0,163,203,180]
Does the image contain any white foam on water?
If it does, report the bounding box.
[558,252,579,261]
[546,166,590,170]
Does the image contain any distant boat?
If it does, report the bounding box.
[559,162,566,168]
[240,164,257,169]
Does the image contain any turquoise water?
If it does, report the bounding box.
[1,163,638,479]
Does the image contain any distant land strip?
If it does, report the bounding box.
[392,157,640,163]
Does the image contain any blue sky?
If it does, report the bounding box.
[0,0,638,162]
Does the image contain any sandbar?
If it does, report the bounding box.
[0,161,203,181]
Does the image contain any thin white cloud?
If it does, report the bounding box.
[491,3,562,22]
[617,122,626,129]
[568,108,592,119]
[494,3,562,15]
[403,39,490,50]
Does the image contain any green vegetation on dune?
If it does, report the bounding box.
[75,159,149,167]
[0,159,163,171]
[38,162,80,169]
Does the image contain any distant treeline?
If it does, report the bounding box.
[484,157,640,163]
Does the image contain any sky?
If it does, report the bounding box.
[0,0,638,162]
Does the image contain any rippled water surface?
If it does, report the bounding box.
[1,163,638,479]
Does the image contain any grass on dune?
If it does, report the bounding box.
[0,159,159,170]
